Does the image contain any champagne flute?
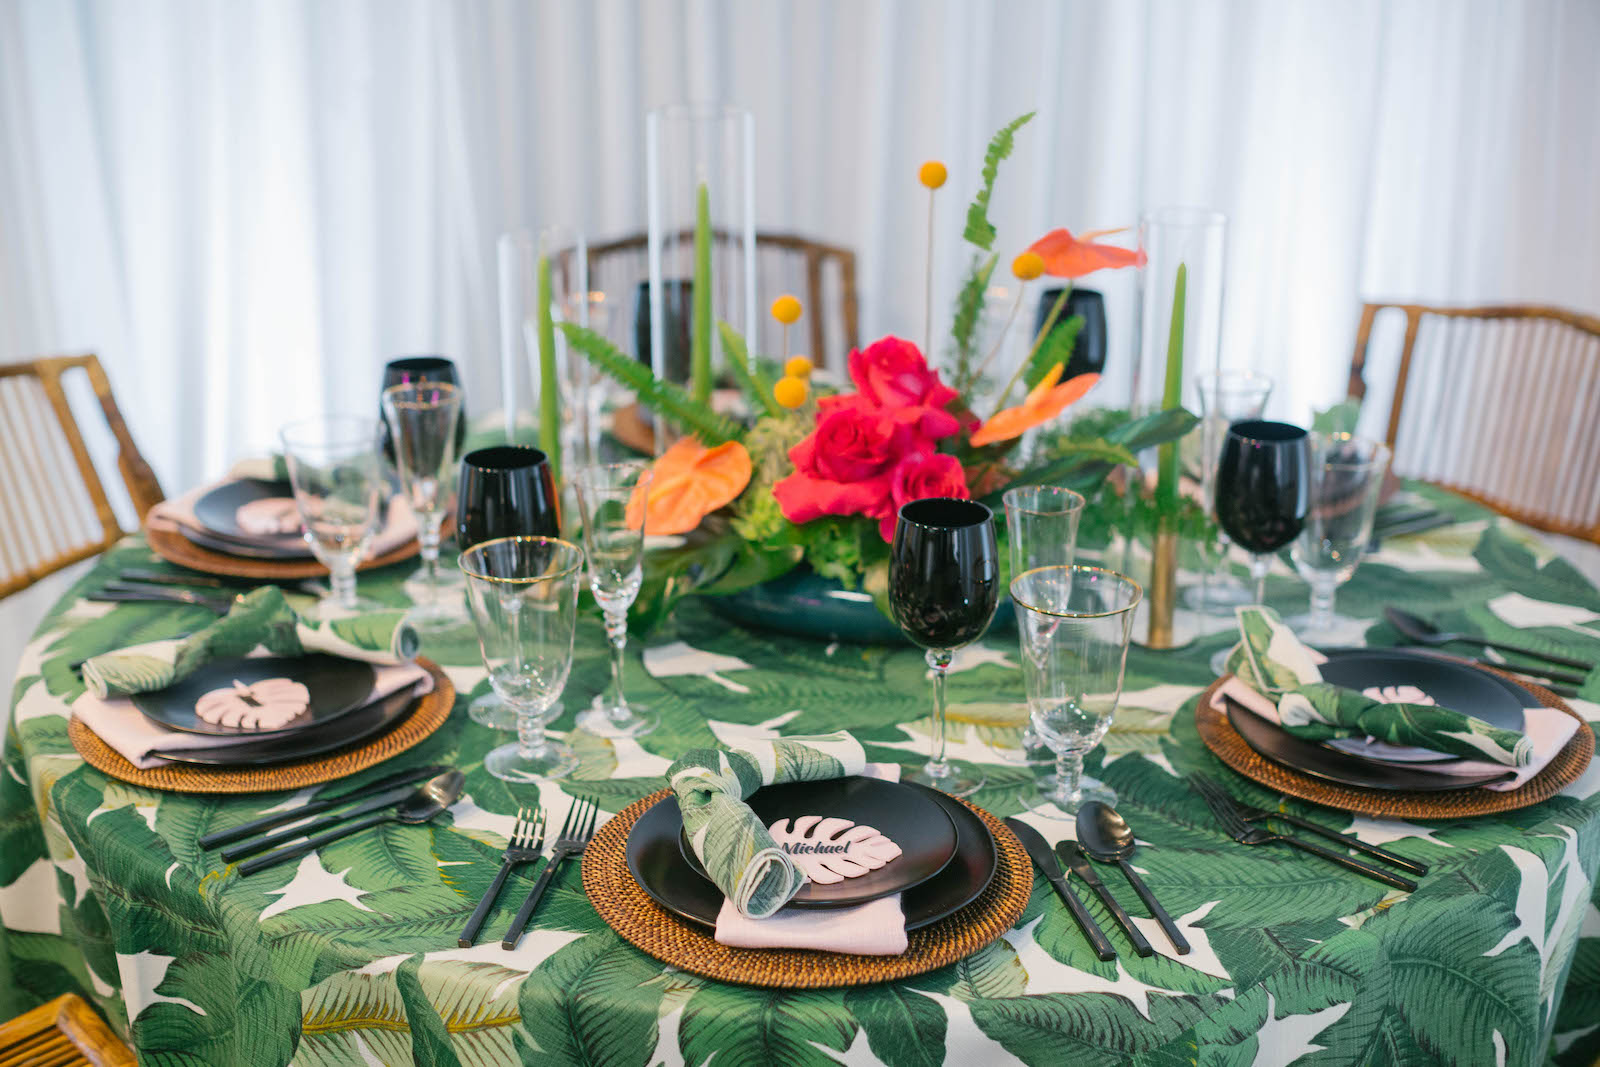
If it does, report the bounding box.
[889,498,1000,797]
[456,446,561,728]
[280,415,384,619]
[1012,565,1141,813]
[460,536,585,782]
[1214,420,1311,605]
[998,485,1085,771]
[382,381,463,628]
[1189,371,1274,613]
[573,462,659,738]
[1289,433,1390,645]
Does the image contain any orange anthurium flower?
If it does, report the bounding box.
[1026,227,1146,279]
[969,366,1100,447]
[626,437,753,535]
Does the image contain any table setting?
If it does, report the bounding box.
[2,109,1599,1067]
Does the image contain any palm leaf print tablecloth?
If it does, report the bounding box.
[3,485,1599,1066]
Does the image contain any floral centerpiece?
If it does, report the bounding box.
[561,113,1197,630]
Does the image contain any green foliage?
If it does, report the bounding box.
[948,253,997,397]
[1023,312,1085,391]
[678,986,856,1067]
[718,321,781,417]
[1312,397,1362,434]
[962,111,1035,251]
[559,323,743,445]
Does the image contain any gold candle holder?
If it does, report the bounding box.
[1146,524,1179,649]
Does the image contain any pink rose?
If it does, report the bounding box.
[774,402,908,526]
[847,337,962,440]
[878,450,972,541]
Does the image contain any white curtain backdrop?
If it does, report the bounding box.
[1,0,1597,495]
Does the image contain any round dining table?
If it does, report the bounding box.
[2,485,1597,1066]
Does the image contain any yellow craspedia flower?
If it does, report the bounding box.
[784,356,814,378]
[773,376,809,409]
[919,161,948,189]
[770,295,802,325]
[1012,250,1045,281]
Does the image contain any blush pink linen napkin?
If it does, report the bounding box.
[71,660,432,769]
[1210,677,1579,792]
[712,762,913,956]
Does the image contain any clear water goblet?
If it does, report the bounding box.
[1289,433,1390,646]
[573,462,659,738]
[460,536,585,782]
[1011,565,1141,814]
[280,415,385,620]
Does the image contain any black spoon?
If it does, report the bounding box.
[1076,802,1191,955]
[1385,608,1593,673]
[237,770,464,876]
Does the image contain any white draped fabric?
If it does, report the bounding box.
[0,0,1596,495]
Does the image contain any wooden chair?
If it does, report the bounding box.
[557,231,860,370]
[0,355,164,599]
[1348,303,1600,544]
[0,994,134,1066]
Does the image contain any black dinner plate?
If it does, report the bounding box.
[627,782,996,931]
[676,777,958,906]
[1316,648,1528,765]
[131,655,379,738]
[147,680,420,765]
[188,479,313,559]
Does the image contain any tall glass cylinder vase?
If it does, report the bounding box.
[498,227,594,477]
[645,103,756,454]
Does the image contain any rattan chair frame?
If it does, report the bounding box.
[1348,302,1600,544]
[0,993,134,1066]
[0,354,164,599]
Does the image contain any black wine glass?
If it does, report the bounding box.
[456,445,561,731]
[1033,287,1107,380]
[889,497,999,797]
[457,446,561,549]
[1214,420,1311,604]
[380,356,466,461]
[632,279,694,381]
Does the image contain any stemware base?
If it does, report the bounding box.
[1041,778,1117,815]
[301,595,388,622]
[469,692,548,731]
[909,763,985,798]
[577,697,659,738]
[1285,612,1370,649]
[485,737,578,783]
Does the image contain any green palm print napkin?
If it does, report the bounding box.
[667,732,867,919]
[1225,606,1532,767]
[81,587,419,699]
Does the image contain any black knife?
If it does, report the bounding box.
[198,765,449,850]
[1003,817,1116,961]
[219,783,427,861]
[1057,840,1155,957]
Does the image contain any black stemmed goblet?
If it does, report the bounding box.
[1214,420,1311,605]
[456,446,561,729]
[889,498,1000,797]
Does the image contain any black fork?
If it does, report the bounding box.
[501,797,599,950]
[1189,777,1418,892]
[459,807,546,947]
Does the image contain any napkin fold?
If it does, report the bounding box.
[72,661,433,769]
[1222,606,1532,767]
[667,732,867,920]
[80,587,420,699]
[711,761,910,956]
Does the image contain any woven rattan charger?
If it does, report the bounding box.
[583,788,1032,988]
[1195,669,1592,819]
[146,524,424,581]
[69,659,454,794]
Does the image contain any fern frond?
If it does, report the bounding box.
[962,112,1035,251]
[559,323,743,445]
[718,321,782,418]
[948,253,997,394]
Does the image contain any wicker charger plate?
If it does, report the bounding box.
[583,788,1032,989]
[1195,670,1593,819]
[146,524,425,580]
[68,659,454,794]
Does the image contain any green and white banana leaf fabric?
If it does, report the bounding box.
[4,485,1600,1066]
[668,732,866,917]
[1223,605,1533,765]
[80,586,419,699]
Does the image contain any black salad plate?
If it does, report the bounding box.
[676,777,958,906]
[188,479,312,559]
[627,782,996,930]
[1315,648,1528,765]
[147,679,420,765]
[131,655,379,738]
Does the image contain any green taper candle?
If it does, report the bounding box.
[1155,263,1187,512]
[690,181,713,406]
[536,252,561,478]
